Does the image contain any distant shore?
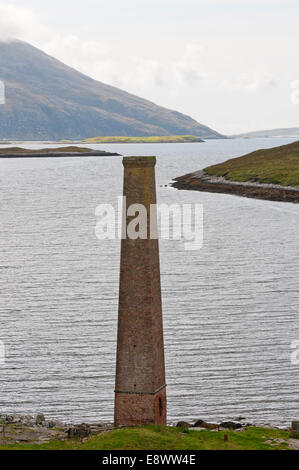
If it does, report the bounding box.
[80,135,204,144]
[171,170,299,204]
[0,146,120,158]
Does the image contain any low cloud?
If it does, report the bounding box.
[44,34,117,82]
[173,44,205,86]
[220,71,277,93]
[0,4,50,42]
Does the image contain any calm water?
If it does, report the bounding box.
[0,137,298,425]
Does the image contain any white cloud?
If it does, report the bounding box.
[0,3,50,42]
[44,34,117,81]
[220,71,277,93]
[120,57,170,93]
[173,44,205,86]
[0,4,30,40]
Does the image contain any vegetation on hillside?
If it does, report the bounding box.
[0,425,292,451]
[83,135,203,144]
[205,140,299,186]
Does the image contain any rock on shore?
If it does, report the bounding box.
[0,413,113,445]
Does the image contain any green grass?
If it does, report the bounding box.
[205,140,299,186]
[0,146,92,154]
[0,426,291,451]
[82,135,203,144]
[290,430,299,439]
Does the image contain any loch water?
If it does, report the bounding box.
[0,137,298,425]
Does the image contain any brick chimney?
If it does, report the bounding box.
[114,156,167,426]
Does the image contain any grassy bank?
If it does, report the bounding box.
[0,425,292,450]
[82,135,203,144]
[205,140,299,186]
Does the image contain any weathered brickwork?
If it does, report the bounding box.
[114,388,167,426]
[114,157,167,426]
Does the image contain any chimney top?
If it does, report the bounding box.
[122,156,156,167]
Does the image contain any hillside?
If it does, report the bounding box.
[231,128,299,138]
[0,40,223,141]
[205,140,299,186]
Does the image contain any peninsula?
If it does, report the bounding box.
[172,140,299,203]
[0,146,120,158]
[81,135,204,144]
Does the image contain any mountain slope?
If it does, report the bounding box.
[230,128,299,138]
[0,40,223,140]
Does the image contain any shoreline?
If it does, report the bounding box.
[0,413,113,446]
[0,150,120,159]
[1,413,298,450]
[0,412,293,444]
[171,170,299,204]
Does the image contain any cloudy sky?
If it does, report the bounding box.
[0,0,298,134]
